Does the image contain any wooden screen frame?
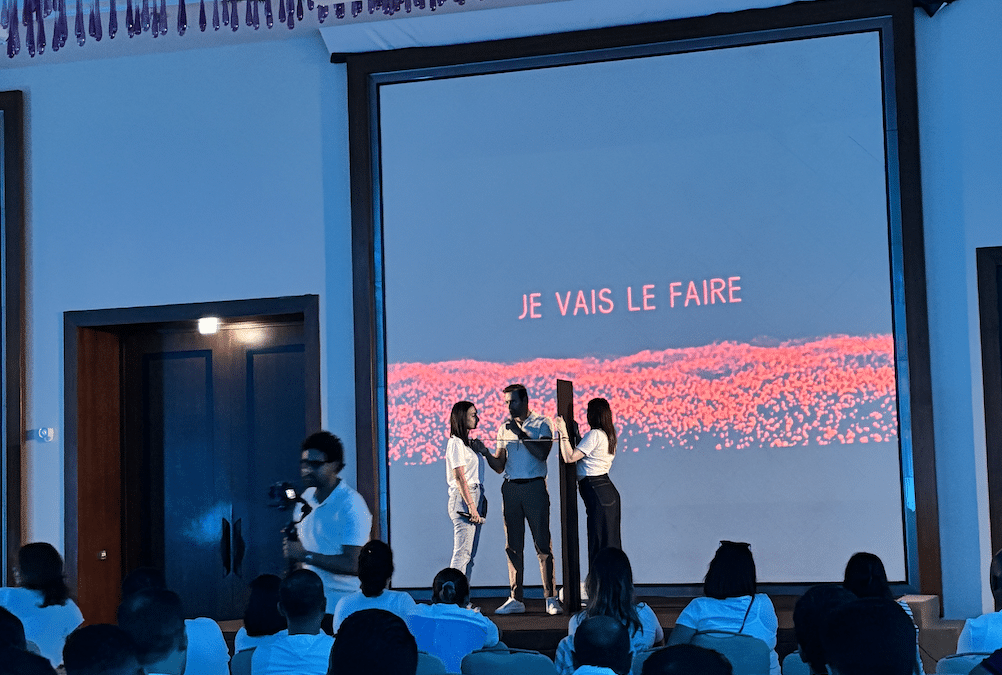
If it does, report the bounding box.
[978,247,1002,579]
[346,0,941,596]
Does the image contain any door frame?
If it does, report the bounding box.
[64,295,320,623]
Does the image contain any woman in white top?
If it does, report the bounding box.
[668,541,781,675]
[554,547,664,675]
[555,397,622,567]
[445,401,493,581]
[0,543,83,668]
[332,539,416,633]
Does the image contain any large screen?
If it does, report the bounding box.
[376,26,910,589]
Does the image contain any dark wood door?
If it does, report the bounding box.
[122,321,308,619]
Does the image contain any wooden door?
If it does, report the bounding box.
[122,321,308,619]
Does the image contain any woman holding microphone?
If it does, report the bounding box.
[555,397,622,568]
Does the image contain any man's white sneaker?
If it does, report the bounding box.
[495,597,526,615]
[545,597,563,615]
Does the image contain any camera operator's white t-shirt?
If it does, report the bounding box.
[294,482,372,612]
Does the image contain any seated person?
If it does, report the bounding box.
[556,548,664,675]
[121,567,229,675]
[327,608,418,675]
[573,615,632,675]
[958,549,1002,653]
[0,646,57,675]
[842,552,921,668]
[823,598,917,675]
[407,567,500,666]
[667,541,779,675]
[641,645,732,675]
[789,584,858,675]
[0,607,27,652]
[230,575,287,675]
[250,569,333,675]
[63,624,143,675]
[332,540,416,633]
[0,543,83,668]
[117,588,188,675]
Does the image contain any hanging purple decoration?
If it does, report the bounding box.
[317,2,326,21]
[229,0,236,30]
[306,0,311,10]
[295,0,301,21]
[244,0,250,27]
[125,0,133,35]
[350,0,359,17]
[54,0,65,46]
[366,0,375,13]
[108,0,117,36]
[141,0,149,31]
[7,0,20,57]
[177,0,185,34]
[276,0,283,25]
[211,0,218,29]
[87,7,94,37]
[93,0,102,40]
[159,0,166,33]
[150,0,158,36]
[35,0,45,53]
[251,0,258,29]
[74,0,84,43]
[263,0,270,27]
[284,0,291,28]
[403,0,410,12]
[412,0,423,8]
[25,0,35,57]
[333,1,341,17]
[20,0,27,27]
[220,0,227,25]
[1,0,8,30]
[42,0,50,16]
[197,0,204,28]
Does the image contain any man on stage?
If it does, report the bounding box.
[491,384,562,615]
[284,431,372,617]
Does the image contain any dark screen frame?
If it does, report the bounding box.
[346,0,939,595]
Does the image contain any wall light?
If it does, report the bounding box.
[198,317,220,334]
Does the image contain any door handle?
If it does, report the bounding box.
[221,517,232,576]
[233,518,245,578]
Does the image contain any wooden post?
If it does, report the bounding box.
[557,379,581,614]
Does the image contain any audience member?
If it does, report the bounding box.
[957,549,1002,653]
[641,644,733,675]
[63,624,142,675]
[0,646,57,675]
[328,608,418,675]
[572,615,633,675]
[331,540,416,633]
[823,598,917,675]
[121,567,230,675]
[0,607,26,651]
[407,567,500,666]
[556,547,664,675]
[667,541,780,675]
[250,569,333,675]
[842,552,921,667]
[230,575,287,675]
[117,587,188,675]
[791,584,857,675]
[0,542,83,668]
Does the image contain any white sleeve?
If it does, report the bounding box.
[576,430,604,458]
[957,619,975,653]
[445,437,466,471]
[344,492,373,547]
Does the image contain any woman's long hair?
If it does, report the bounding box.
[449,401,475,445]
[703,541,757,600]
[18,543,70,608]
[843,552,893,600]
[358,540,394,598]
[583,547,642,635]
[586,398,617,455]
[432,568,470,607]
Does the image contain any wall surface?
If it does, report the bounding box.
[1,0,1001,619]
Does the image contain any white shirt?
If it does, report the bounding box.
[446,436,484,491]
[294,481,372,611]
[575,429,614,479]
[250,630,334,675]
[0,587,83,667]
[958,610,1002,653]
[407,603,500,648]
[555,603,664,675]
[331,589,416,633]
[234,627,280,653]
[496,412,553,480]
[675,594,780,675]
[184,616,231,675]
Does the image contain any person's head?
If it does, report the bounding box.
[116,588,187,673]
[703,540,756,600]
[793,584,858,674]
[641,645,733,675]
[0,607,26,651]
[431,567,470,607]
[449,401,479,445]
[120,567,167,599]
[842,552,893,600]
[17,542,70,608]
[585,547,641,634]
[823,598,917,675]
[358,540,394,598]
[63,624,142,675]
[328,609,417,675]
[586,398,617,454]
[503,384,529,419]
[279,568,327,624]
[301,431,345,488]
[573,615,632,675]
[243,574,287,638]
[0,647,57,675]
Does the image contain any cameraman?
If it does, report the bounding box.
[283,432,372,621]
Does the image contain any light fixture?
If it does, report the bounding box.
[198,317,220,334]
[914,0,957,17]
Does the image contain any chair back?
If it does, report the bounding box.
[462,646,557,675]
[409,613,489,673]
[417,651,448,675]
[936,653,993,674]
[781,651,813,675]
[690,630,771,675]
